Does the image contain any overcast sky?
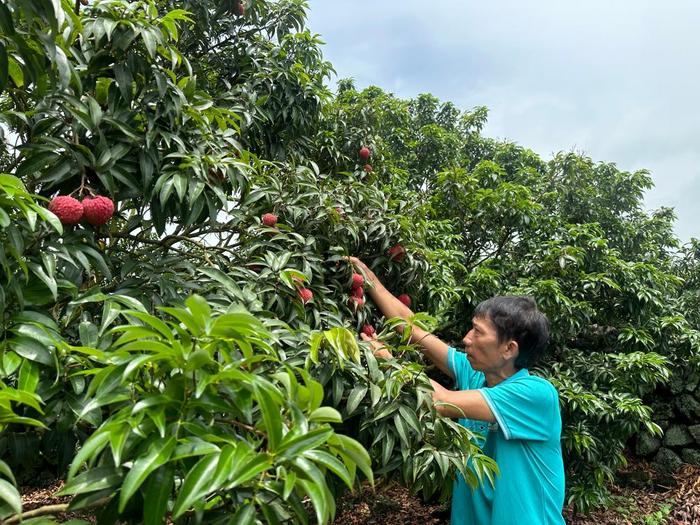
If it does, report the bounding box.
[307,0,700,243]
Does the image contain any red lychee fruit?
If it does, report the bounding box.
[349,296,365,310]
[81,196,114,226]
[361,324,376,337]
[261,213,278,227]
[387,244,406,263]
[236,1,245,16]
[359,147,371,160]
[351,286,365,299]
[363,164,373,173]
[48,195,84,225]
[351,273,364,288]
[398,294,412,307]
[298,288,313,304]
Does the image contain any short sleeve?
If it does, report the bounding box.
[447,346,485,390]
[479,377,559,441]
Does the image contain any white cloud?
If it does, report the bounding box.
[308,0,700,242]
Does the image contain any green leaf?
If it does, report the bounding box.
[34,205,62,233]
[253,384,282,451]
[0,478,21,515]
[10,336,52,366]
[28,262,57,300]
[18,359,40,393]
[122,311,173,340]
[0,460,16,485]
[119,436,175,512]
[309,407,342,423]
[329,434,373,485]
[143,463,175,525]
[227,452,272,488]
[171,454,219,518]
[230,504,256,525]
[303,449,353,489]
[278,428,333,459]
[0,3,15,34]
[0,42,8,94]
[59,466,122,496]
[172,439,221,461]
[346,385,368,415]
[297,479,330,524]
[7,56,22,87]
[0,207,10,227]
[68,431,111,479]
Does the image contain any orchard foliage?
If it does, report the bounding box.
[0,0,697,522]
[316,83,698,510]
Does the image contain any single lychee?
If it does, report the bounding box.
[398,294,412,307]
[361,324,376,337]
[351,273,364,288]
[359,147,371,160]
[298,288,313,304]
[351,286,365,299]
[261,213,278,227]
[387,244,406,263]
[236,1,245,16]
[363,164,373,173]
[48,195,84,225]
[81,196,114,226]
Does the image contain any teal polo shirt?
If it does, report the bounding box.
[447,346,566,525]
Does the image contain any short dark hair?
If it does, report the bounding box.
[472,296,549,369]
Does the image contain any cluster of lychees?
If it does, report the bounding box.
[48,195,114,227]
[347,273,377,337]
[348,272,365,310]
[359,146,372,173]
[356,245,412,340]
[291,275,314,306]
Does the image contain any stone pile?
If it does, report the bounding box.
[634,369,700,473]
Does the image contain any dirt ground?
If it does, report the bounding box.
[332,461,700,525]
[18,461,700,524]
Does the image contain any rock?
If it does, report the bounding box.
[674,394,700,420]
[689,424,700,444]
[650,401,674,421]
[663,425,694,447]
[618,469,653,488]
[635,432,662,457]
[653,447,684,474]
[668,373,685,395]
[681,448,700,466]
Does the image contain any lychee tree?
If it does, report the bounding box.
[0,0,497,522]
[316,82,698,511]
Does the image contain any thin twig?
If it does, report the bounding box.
[4,495,111,524]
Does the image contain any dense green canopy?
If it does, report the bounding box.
[0,0,697,521]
